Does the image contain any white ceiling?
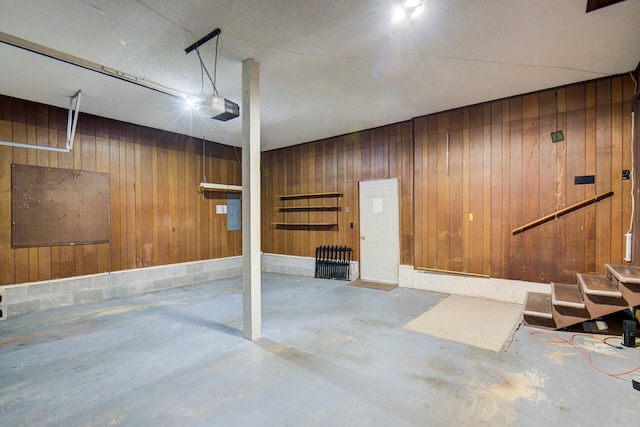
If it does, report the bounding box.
[0,0,639,151]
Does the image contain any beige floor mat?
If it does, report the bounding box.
[404,294,523,352]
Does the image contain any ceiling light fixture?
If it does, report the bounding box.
[184,96,201,110]
[392,0,426,23]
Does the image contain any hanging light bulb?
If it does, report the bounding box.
[392,0,427,23]
[411,4,425,18]
[392,5,407,23]
[184,93,207,110]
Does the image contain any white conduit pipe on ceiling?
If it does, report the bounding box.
[0,90,82,153]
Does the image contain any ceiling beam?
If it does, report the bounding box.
[0,31,184,99]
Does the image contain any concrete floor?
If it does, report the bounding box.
[1,272,639,426]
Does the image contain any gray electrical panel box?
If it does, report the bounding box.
[227,194,241,231]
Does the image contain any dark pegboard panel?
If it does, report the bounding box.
[11,164,110,248]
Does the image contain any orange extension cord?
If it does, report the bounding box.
[530,331,640,378]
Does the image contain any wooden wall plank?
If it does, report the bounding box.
[74,245,83,277]
[167,138,179,263]
[489,101,503,277]
[565,85,587,280]
[414,119,425,268]
[58,246,75,278]
[186,138,196,261]
[555,89,569,282]
[482,104,492,275]
[125,125,136,269]
[426,116,438,269]
[78,126,97,276]
[501,100,512,278]
[436,114,450,270]
[83,244,98,275]
[538,91,558,282]
[95,118,111,273]
[37,247,51,281]
[521,94,540,282]
[134,135,143,267]
[462,110,471,273]
[140,130,154,267]
[509,98,524,279]
[584,83,597,274]
[164,138,173,263]
[449,111,464,273]
[117,131,128,269]
[108,123,121,272]
[469,119,484,274]
[610,77,624,263]
[400,122,413,265]
[157,134,170,264]
[595,79,613,271]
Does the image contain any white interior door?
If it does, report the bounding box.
[359,178,399,284]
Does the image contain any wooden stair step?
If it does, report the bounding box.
[551,282,586,309]
[523,292,553,319]
[577,274,622,298]
[606,264,640,285]
[551,304,590,329]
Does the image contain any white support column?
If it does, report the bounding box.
[242,58,261,340]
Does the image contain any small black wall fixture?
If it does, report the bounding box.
[551,130,565,143]
[574,175,595,185]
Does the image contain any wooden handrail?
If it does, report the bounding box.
[512,191,614,235]
[416,266,489,278]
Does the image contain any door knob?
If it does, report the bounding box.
[360,236,365,240]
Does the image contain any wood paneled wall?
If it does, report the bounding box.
[0,95,241,286]
[2,73,635,287]
[261,122,414,264]
[631,73,640,266]
[263,74,636,284]
[414,75,635,283]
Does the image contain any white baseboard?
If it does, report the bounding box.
[261,253,359,281]
[399,265,550,304]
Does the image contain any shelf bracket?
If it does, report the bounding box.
[0,90,81,153]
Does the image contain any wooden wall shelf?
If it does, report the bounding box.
[278,206,341,211]
[278,192,342,200]
[272,222,338,227]
[275,192,342,228]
